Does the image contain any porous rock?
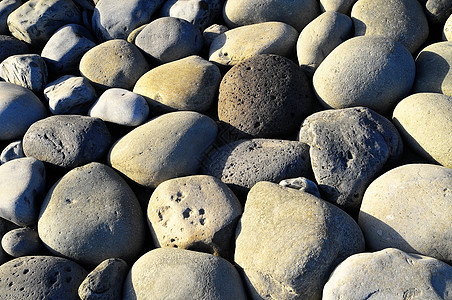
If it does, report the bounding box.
[0,0,23,35]
[0,54,48,93]
[0,35,28,63]
[0,140,24,164]
[1,227,43,257]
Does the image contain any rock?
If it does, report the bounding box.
[298,107,403,212]
[135,17,203,64]
[296,11,353,75]
[147,175,242,258]
[22,115,112,169]
[218,54,314,139]
[279,177,321,198]
[0,157,46,226]
[0,140,24,164]
[41,24,96,75]
[0,256,87,299]
[323,248,452,299]
[88,88,149,127]
[393,93,452,167]
[1,227,43,257]
[201,139,312,194]
[235,182,365,300]
[123,248,247,300]
[108,111,217,188]
[0,0,22,35]
[79,39,150,91]
[126,24,147,44]
[203,23,228,47]
[223,0,319,32]
[38,162,146,267]
[209,22,298,67]
[0,82,47,140]
[133,55,221,113]
[0,35,28,63]
[313,36,415,115]
[359,164,452,263]
[423,0,452,25]
[7,0,82,48]
[411,41,452,96]
[92,0,165,41]
[0,54,48,93]
[0,218,8,264]
[351,0,429,54]
[320,0,358,13]
[444,13,452,41]
[44,75,97,115]
[78,258,128,300]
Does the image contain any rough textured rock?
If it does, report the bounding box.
[0,54,48,93]
[88,88,149,127]
[0,35,28,63]
[0,157,46,226]
[313,36,415,115]
[79,39,150,91]
[298,107,403,212]
[351,0,429,53]
[0,0,22,35]
[7,0,82,48]
[133,55,221,113]
[218,54,314,139]
[123,248,247,300]
[78,258,128,300]
[423,0,452,25]
[0,140,24,164]
[323,248,452,299]
[38,163,146,267]
[0,82,47,140]
[108,111,217,188]
[209,22,298,66]
[279,177,321,198]
[393,93,452,167]
[320,0,357,13]
[235,182,365,300]
[147,175,242,258]
[135,17,203,64]
[444,13,452,41]
[412,41,452,96]
[359,164,452,263]
[22,115,112,169]
[201,139,312,194]
[296,11,353,75]
[0,256,87,299]
[1,227,43,257]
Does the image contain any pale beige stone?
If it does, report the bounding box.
[444,14,452,41]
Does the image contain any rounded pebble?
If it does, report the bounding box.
[0,140,24,164]
[444,13,452,41]
[1,227,43,257]
[0,54,48,93]
[0,35,28,63]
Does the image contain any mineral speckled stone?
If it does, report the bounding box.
[38,163,146,267]
[0,140,24,164]
[0,35,28,62]
[0,0,22,35]
[359,164,452,263]
[320,0,358,13]
[0,256,87,300]
[218,54,314,139]
[234,182,365,300]
[313,36,415,114]
[123,248,247,300]
[0,54,48,93]
[22,115,112,169]
[1,227,43,257]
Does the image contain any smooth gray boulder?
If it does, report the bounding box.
[0,35,28,63]
[279,177,321,198]
[298,107,403,212]
[323,248,452,299]
[0,82,47,140]
[123,248,247,300]
[235,182,365,300]
[1,227,43,257]
[0,140,24,164]
[0,54,48,93]
[38,162,146,267]
[320,0,357,13]
[0,256,87,300]
[108,111,217,188]
[0,157,46,226]
[22,115,112,169]
[0,0,22,35]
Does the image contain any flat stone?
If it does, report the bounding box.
[313,36,415,115]
[0,54,48,93]
[209,22,298,66]
[133,55,221,113]
[38,162,146,267]
[0,82,47,140]
[235,182,365,300]
[0,140,24,164]
[123,248,247,300]
[108,111,217,188]
[359,164,452,263]
[147,175,242,258]
[320,0,358,13]
[298,107,403,212]
[0,157,46,226]
[279,177,321,198]
[351,0,429,53]
[1,227,43,257]
[0,35,28,63]
[79,39,150,91]
[0,256,87,299]
[88,88,149,126]
[218,54,314,138]
[0,0,22,35]
[22,115,112,169]
[223,0,319,31]
[444,13,452,41]
[323,248,452,299]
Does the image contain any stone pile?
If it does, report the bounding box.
[0,0,451,299]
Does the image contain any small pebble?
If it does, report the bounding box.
[0,140,24,164]
[1,227,43,257]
